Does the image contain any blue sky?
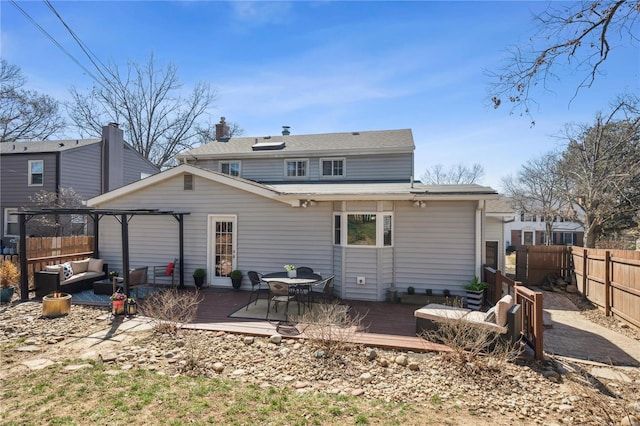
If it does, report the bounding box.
[2,1,638,190]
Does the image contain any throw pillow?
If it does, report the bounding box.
[484,306,496,323]
[166,262,175,276]
[62,262,74,280]
[70,259,89,274]
[88,258,104,273]
[45,265,64,281]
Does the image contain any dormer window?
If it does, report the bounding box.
[28,160,43,186]
[320,158,345,178]
[285,159,308,178]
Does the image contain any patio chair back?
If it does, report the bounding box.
[296,266,314,274]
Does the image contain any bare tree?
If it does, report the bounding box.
[422,163,485,185]
[66,54,217,168]
[502,152,570,245]
[558,96,640,247]
[27,187,86,237]
[489,1,639,124]
[0,59,66,142]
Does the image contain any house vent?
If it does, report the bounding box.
[184,174,194,190]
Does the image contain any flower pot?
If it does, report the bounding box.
[231,277,242,291]
[112,299,125,315]
[0,287,15,303]
[465,290,484,311]
[287,270,297,278]
[194,275,205,288]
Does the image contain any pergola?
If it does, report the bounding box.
[14,208,190,301]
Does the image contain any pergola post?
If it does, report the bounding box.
[19,213,28,301]
[121,214,130,297]
[178,214,185,289]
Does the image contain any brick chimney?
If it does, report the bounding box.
[215,117,230,141]
[102,123,124,192]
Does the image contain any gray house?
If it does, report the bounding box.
[1,123,159,241]
[88,124,508,301]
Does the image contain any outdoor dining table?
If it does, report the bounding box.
[261,272,322,310]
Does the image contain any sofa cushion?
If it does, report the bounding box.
[414,304,471,322]
[70,259,90,274]
[88,258,104,273]
[495,294,514,327]
[62,262,74,280]
[45,265,64,281]
[62,271,103,285]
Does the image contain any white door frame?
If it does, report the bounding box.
[207,214,237,287]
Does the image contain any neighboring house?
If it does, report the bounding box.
[505,210,584,248]
[1,123,159,242]
[88,124,506,301]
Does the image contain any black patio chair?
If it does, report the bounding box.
[296,266,314,275]
[308,275,334,304]
[246,271,269,309]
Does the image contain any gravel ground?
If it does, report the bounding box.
[1,300,639,425]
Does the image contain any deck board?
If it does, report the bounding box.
[185,288,446,352]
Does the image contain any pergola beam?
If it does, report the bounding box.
[14,208,190,301]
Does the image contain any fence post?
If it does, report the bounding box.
[533,291,544,360]
[495,268,503,303]
[604,250,611,317]
[582,248,588,295]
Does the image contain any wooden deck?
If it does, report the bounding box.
[186,288,448,353]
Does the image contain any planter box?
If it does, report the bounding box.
[399,293,463,307]
[465,290,484,310]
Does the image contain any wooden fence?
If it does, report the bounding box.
[1,236,94,288]
[571,247,640,328]
[484,266,544,360]
[515,245,572,285]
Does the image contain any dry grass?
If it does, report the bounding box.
[300,302,365,356]
[138,287,203,334]
[420,319,522,373]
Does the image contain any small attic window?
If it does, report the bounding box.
[252,141,285,151]
[184,174,193,190]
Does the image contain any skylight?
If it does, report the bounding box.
[252,141,285,151]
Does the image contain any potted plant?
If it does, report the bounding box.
[230,269,243,291]
[193,268,206,288]
[464,276,488,311]
[110,290,127,315]
[0,260,19,303]
[284,264,296,278]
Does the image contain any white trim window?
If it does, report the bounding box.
[28,160,44,186]
[220,161,241,177]
[320,158,345,178]
[285,159,308,178]
[71,214,87,235]
[4,208,18,237]
[334,212,393,247]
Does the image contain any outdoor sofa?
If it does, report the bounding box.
[414,294,522,343]
[35,258,108,297]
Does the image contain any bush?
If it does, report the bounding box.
[139,288,203,334]
[300,302,365,357]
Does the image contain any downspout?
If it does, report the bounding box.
[475,200,484,278]
[55,152,61,237]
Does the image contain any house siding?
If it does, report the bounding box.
[0,153,58,237]
[393,201,476,297]
[123,146,159,185]
[59,144,102,199]
[93,174,334,290]
[193,153,413,183]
